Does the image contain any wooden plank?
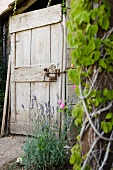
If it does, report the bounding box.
[61,15,66,102]
[50,22,63,128]
[10,122,33,135]
[16,83,30,123]
[15,30,31,65]
[30,24,50,124]
[66,48,71,67]
[9,4,62,33]
[1,55,11,135]
[30,82,50,125]
[50,22,63,102]
[15,30,31,124]
[10,33,16,123]
[15,0,37,15]
[14,64,56,82]
[31,26,50,65]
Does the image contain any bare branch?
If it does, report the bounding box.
[99,131,113,170]
[79,83,113,141]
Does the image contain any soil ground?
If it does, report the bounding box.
[0,135,26,169]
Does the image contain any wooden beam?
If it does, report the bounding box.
[14,0,37,15]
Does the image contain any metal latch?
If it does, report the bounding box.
[44,65,66,81]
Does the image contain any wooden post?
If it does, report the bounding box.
[1,55,11,135]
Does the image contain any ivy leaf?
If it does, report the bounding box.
[101,121,112,133]
[82,55,93,66]
[84,164,91,170]
[90,8,99,20]
[107,65,113,72]
[106,49,113,59]
[75,118,82,126]
[103,88,108,96]
[106,122,112,132]
[99,59,107,69]
[70,155,76,165]
[86,23,91,33]
[68,68,80,84]
[93,99,99,107]
[73,165,81,170]
[95,38,101,49]
[106,113,113,119]
[74,10,90,25]
[89,25,98,38]
[93,50,100,61]
[87,38,96,55]
[102,16,110,30]
[101,121,108,133]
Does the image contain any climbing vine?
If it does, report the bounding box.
[67,0,113,169]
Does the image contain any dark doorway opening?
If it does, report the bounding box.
[25,0,62,12]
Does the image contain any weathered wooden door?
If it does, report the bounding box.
[9,4,66,134]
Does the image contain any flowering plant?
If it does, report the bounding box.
[23,95,70,170]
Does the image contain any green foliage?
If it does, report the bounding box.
[23,124,68,170]
[67,0,112,169]
[62,0,67,14]
[72,102,84,126]
[70,143,82,168]
[101,112,113,133]
[22,98,71,170]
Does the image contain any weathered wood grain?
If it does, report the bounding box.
[15,30,31,125]
[9,4,62,33]
[10,5,66,135]
[14,64,56,82]
[10,33,16,123]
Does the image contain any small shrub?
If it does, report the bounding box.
[23,125,68,170]
[23,96,72,170]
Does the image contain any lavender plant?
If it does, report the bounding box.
[23,96,72,170]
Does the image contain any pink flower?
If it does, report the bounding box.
[58,100,62,105]
[73,85,76,90]
[60,103,65,109]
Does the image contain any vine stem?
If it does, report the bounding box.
[81,132,104,170]
[79,83,113,141]
[90,102,112,117]
[99,131,113,170]
[101,27,113,40]
[79,68,99,99]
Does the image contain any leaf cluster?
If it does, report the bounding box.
[67,0,111,71]
[67,0,112,169]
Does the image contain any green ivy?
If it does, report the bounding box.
[67,0,112,169]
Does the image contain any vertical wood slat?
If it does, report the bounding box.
[61,15,67,131]
[50,21,64,129]
[10,33,16,123]
[15,30,31,124]
[30,25,50,124]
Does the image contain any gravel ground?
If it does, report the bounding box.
[0,135,26,169]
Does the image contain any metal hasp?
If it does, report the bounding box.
[44,67,66,81]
